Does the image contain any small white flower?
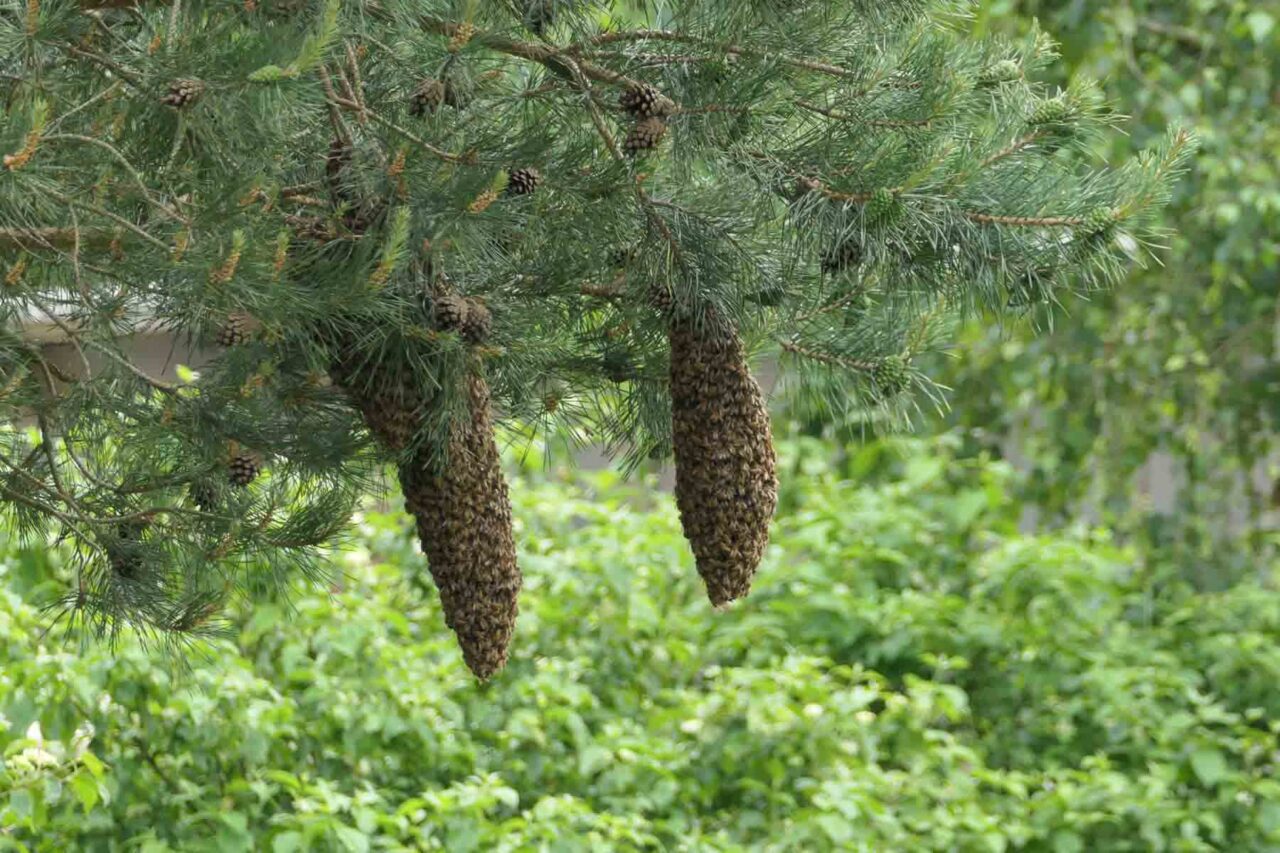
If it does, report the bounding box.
[71,722,95,758]
[855,710,876,725]
[19,721,58,768]
[803,703,824,719]
[679,718,703,734]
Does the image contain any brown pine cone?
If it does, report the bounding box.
[506,167,541,196]
[624,116,668,155]
[619,83,675,119]
[161,78,205,109]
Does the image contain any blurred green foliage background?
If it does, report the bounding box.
[4,436,1278,850]
[3,1,1279,850]
[945,0,1279,581]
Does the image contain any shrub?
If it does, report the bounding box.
[2,436,1277,850]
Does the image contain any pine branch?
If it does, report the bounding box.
[559,57,687,273]
[778,338,878,373]
[417,16,638,88]
[570,30,858,80]
[44,134,187,223]
[981,130,1049,167]
[0,227,115,251]
[965,212,1084,227]
[795,100,934,128]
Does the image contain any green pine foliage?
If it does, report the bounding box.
[2,437,1277,849]
[0,0,1191,641]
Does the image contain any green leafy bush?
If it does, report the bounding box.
[2,437,1278,851]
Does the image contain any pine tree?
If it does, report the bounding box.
[0,0,1191,677]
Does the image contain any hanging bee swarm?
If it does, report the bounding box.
[330,340,520,679]
[459,298,492,344]
[665,310,778,606]
[397,371,521,680]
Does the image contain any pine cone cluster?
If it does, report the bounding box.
[602,347,637,383]
[506,167,541,196]
[865,188,901,224]
[619,83,673,156]
[668,314,778,607]
[610,246,634,269]
[228,453,261,487]
[433,294,469,333]
[107,522,148,580]
[460,299,491,344]
[161,78,204,109]
[188,480,220,511]
[648,280,675,316]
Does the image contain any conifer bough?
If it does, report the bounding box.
[0,0,1190,677]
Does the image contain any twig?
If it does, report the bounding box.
[777,338,877,372]
[344,42,370,123]
[965,211,1083,227]
[571,29,857,80]
[332,63,365,126]
[796,100,933,128]
[560,57,687,272]
[81,340,178,392]
[0,459,100,547]
[418,16,638,88]
[0,227,115,251]
[47,82,124,134]
[63,45,144,88]
[981,130,1048,167]
[165,0,181,54]
[44,134,186,223]
[40,188,169,250]
[1138,18,1209,50]
[28,294,92,378]
[316,66,352,145]
[579,273,627,299]
[793,286,869,324]
[329,96,474,165]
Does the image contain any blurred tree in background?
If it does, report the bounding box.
[941,0,1279,584]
